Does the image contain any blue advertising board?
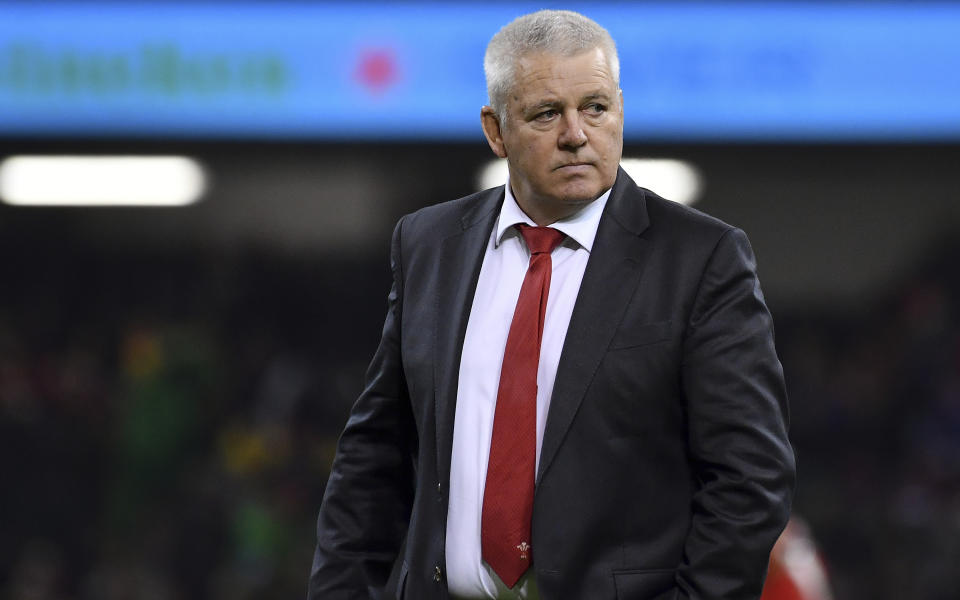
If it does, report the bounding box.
[0,2,958,141]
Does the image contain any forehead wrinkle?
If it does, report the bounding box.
[516,52,614,82]
[509,50,618,115]
[516,75,613,98]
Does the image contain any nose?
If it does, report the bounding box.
[557,111,587,149]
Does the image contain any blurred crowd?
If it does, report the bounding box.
[1,234,959,599]
[0,247,378,599]
[777,236,960,600]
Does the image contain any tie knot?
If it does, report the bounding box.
[516,224,565,255]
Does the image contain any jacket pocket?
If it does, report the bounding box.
[612,568,677,600]
[608,320,672,350]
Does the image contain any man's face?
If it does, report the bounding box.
[481,47,623,224]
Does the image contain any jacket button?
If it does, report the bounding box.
[433,564,443,583]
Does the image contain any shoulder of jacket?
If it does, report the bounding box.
[400,187,501,238]
[635,188,745,258]
[642,188,735,236]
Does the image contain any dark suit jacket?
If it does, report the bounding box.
[309,168,796,600]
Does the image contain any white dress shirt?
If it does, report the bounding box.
[445,180,611,600]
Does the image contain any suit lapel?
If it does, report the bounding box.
[537,169,652,484]
[434,189,502,489]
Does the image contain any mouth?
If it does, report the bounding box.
[554,162,594,172]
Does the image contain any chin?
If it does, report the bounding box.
[556,182,603,205]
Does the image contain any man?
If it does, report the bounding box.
[309,10,795,600]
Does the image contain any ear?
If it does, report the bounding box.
[480,106,508,158]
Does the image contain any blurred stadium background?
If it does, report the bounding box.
[1,2,959,599]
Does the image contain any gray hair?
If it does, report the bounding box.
[484,10,620,123]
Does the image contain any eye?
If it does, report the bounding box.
[534,109,558,122]
[583,103,607,115]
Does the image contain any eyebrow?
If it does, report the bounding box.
[581,92,613,103]
[523,91,614,113]
[524,100,560,114]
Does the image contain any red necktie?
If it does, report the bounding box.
[482,224,565,588]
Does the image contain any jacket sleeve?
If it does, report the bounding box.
[676,227,797,599]
[308,217,416,599]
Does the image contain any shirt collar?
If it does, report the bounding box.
[495,177,611,252]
